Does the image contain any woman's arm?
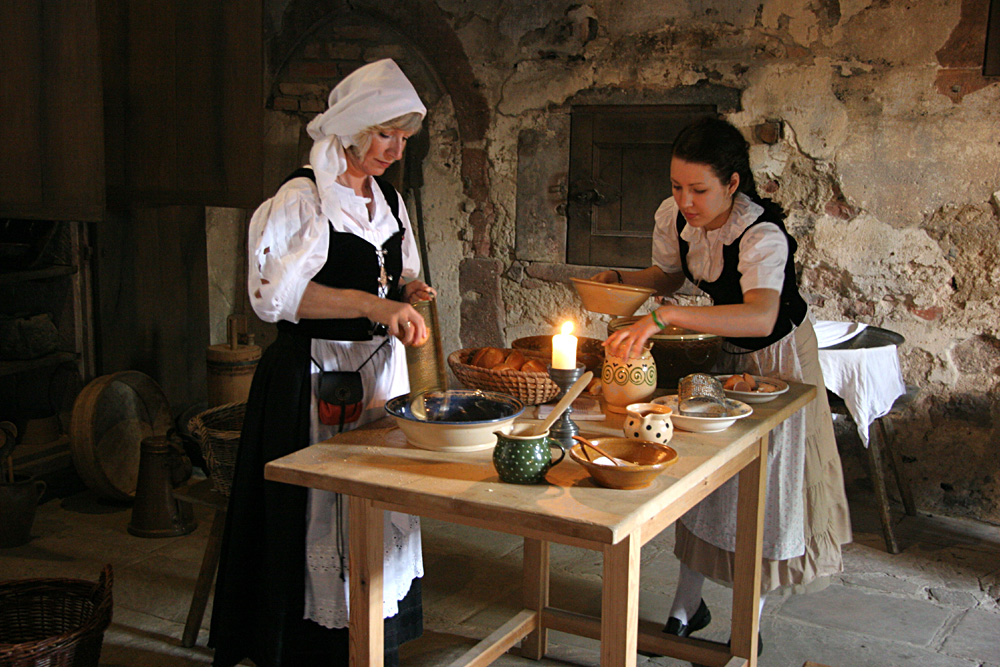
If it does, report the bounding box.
[590,266,686,298]
[295,282,428,347]
[605,288,780,361]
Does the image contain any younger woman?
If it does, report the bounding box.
[596,117,851,650]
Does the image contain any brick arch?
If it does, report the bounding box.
[269,0,491,205]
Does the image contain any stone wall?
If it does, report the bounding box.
[249,0,1000,524]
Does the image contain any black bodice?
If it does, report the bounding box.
[276,168,404,341]
[677,205,807,352]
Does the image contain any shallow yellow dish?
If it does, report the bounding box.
[570,278,656,317]
[569,437,678,489]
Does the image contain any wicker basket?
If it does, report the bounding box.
[0,564,113,667]
[189,401,245,497]
[448,349,560,405]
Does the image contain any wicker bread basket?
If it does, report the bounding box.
[448,348,560,405]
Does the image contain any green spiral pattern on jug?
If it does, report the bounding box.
[603,360,656,386]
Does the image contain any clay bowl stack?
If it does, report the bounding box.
[570,278,656,317]
[448,347,560,405]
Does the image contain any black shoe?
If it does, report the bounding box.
[638,600,712,658]
[663,599,711,637]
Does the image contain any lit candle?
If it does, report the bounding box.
[552,321,578,370]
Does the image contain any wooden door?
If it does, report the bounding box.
[567,105,716,268]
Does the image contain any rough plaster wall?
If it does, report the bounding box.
[433,0,1000,523]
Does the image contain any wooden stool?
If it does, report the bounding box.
[172,477,228,647]
[828,385,918,554]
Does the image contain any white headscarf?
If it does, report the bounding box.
[305,59,426,223]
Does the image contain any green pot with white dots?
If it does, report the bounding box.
[493,424,565,484]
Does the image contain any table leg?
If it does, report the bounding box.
[521,538,549,660]
[731,436,767,666]
[349,496,384,667]
[865,422,900,554]
[601,532,640,667]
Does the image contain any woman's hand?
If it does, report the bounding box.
[368,299,428,347]
[604,310,664,361]
[402,280,436,304]
[590,270,622,284]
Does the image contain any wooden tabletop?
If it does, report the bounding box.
[264,382,815,549]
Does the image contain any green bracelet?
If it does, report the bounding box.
[651,310,667,330]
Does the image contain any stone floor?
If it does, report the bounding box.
[2,466,999,667]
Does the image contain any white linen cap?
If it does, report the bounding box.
[306,58,426,142]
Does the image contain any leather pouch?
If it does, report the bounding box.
[317,370,364,427]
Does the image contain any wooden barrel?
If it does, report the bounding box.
[69,371,173,502]
[206,315,261,407]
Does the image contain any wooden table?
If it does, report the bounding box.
[265,383,815,667]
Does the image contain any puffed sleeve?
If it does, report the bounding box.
[651,197,683,274]
[247,178,330,323]
[737,222,788,293]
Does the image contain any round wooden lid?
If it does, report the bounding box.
[70,371,173,502]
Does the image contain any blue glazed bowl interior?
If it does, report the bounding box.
[386,390,524,424]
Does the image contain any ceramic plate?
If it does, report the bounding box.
[652,395,753,432]
[713,375,789,404]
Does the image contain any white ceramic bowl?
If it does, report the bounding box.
[385,390,525,452]
[713,374,789,404]
[652,395,753,433]
[570,278,656,317]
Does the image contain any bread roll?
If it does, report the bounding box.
[504,350,526,370]
[491,363,517,373]
[471,347,505,369]
[521,359,547,373]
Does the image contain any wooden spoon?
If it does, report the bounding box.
[531,370,594,436]
[572,435,627,467]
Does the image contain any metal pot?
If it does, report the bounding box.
[607,317,723,390]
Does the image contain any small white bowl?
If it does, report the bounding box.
[652,395,753,433]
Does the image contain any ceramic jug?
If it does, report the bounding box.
[493,424,565,484]
[623,402,674,444]
[601,344,657,414]
[0,474,47,547]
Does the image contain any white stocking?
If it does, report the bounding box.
[668,563,705,624]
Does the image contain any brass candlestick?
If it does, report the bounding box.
[547,363,585,451]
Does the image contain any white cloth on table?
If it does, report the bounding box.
[814,320,867,348]
[818,344,905,447]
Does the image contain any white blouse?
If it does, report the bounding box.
[247,169,421,324]
[651,193,788,294]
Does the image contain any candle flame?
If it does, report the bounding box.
[560,321,574,335]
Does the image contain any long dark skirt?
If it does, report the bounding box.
[210,332,422,667]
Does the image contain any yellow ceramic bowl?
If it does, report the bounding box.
[570,278,656,317]
[569,437,678,489]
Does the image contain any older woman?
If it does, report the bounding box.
[211,59,433,667]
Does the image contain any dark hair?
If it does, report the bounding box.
[672,116,786,222]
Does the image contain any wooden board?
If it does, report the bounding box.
[70,371,173,501]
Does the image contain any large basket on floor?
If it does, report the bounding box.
[0,564,113,667]
[448,348,560,405]
[189,401,245,497]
